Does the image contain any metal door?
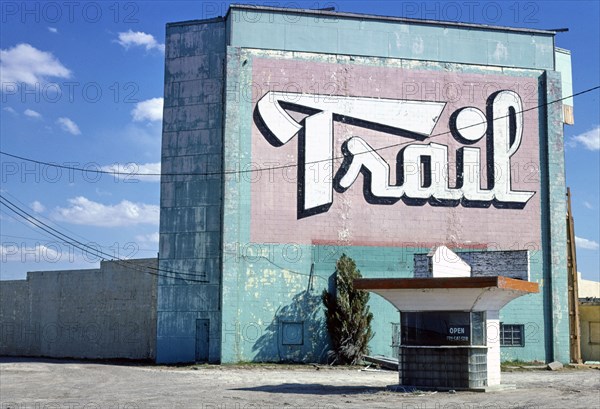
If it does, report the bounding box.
[195,319,210,362]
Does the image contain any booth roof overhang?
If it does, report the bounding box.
[353,276,539,311]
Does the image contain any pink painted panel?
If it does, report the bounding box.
[248,57,541,250]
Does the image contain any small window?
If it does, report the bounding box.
[500,324,525,347]
[401,311,472,346]
[589,322,600,344]
[391,323,401,348]
[471,311,486,346]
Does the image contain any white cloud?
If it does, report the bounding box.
[135,232,160,244]
[3,107,17,115]
[48,27,58,33]
[52,196,159,227]
[131,97,163,122]
[0,43,71,85]
[583,201,594,210]
[101,162,161,182]
[24,109,42,119]
[30,201,45,213]
[575,236,599,250]
[571,126,600,151]
[117,30,165,52]
[56,117,81,135]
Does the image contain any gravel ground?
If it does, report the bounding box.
[1,358,599,408]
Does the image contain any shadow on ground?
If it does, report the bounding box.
[231,383,388,395]
[0,356,151,366]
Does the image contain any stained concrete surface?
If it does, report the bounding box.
[1,358,598,408]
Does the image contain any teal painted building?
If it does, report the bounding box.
[157,5,574,364]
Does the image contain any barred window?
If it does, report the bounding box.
[500,324,525,347]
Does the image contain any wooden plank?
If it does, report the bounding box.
[496,276,539,293]
[566,188,582,363]
[563,105,574,125]
[363,355,399,370]
[354,276,538,293]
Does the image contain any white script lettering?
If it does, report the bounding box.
[256,90,534,218]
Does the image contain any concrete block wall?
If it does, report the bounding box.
[498,71,569,363]
[543,71,570,363]
[157,18,226,363]
[221,47,337,363]
[0,280,32,356]
[414,250,530,280]
[0,259,157,360]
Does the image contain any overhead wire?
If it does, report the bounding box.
[2,190,112,246]
[0,85,597,179]
[2,197,321,283]
[0,195,207,282]
[0,232,159,253]
[0,193,158,254]
[1,85,598,282]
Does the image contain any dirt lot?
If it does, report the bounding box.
[1,358,599,409]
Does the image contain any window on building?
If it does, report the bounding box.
[281,321,304,345]
[500,324,525,347]
[391,322,401,359]
[471,311,486,346]
[391,322,401,348]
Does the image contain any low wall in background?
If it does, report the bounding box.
[0,258,158,360]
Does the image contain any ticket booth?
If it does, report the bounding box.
[354,276,539,391]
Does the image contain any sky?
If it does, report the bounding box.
[0,1,598,281]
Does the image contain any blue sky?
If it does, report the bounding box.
[1,1,598,281]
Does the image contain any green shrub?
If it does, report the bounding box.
[322,254,374,365]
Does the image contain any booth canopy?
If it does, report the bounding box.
[353,276,539,311]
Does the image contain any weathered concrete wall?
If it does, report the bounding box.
[0,259,157,360]
[227,6,555,70]
[544,71,570,363]
[158,6,570,364]
[220,43,554,363]
[157,18,226,363]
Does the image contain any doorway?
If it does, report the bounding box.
[195,319,210,362]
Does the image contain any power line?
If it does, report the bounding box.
[0,195,327,283]
[1,85,597,179]
[2,197,322,283]
[0,195,207,282]
[0,190,153,250]
[0,233,158,253]
[1,86,597,281]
